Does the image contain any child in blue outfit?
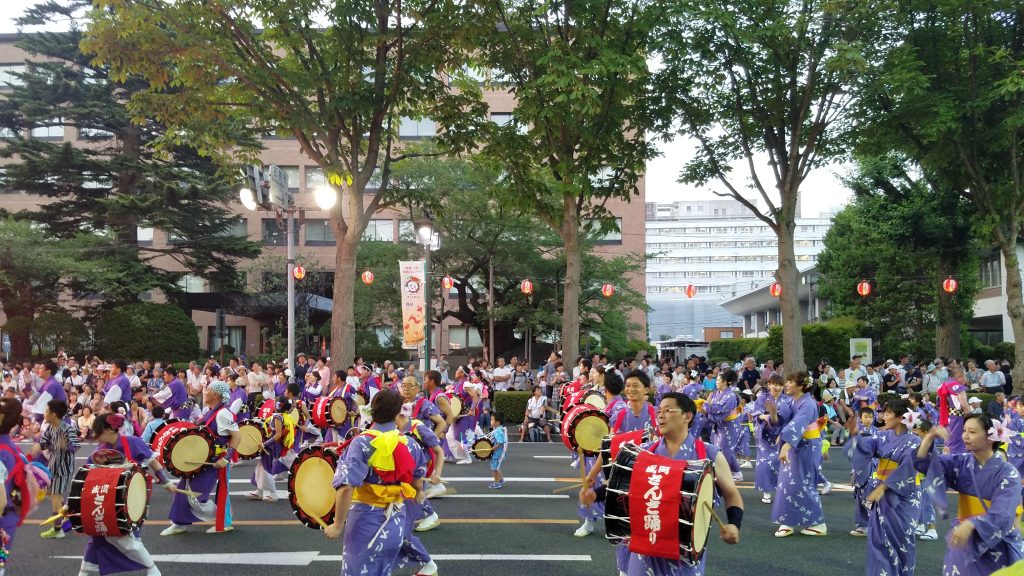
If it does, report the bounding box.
[489,413,507,489]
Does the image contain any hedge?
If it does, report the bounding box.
[764,317,866,368]
[492,391,533,423]
[94,303,200,362]
[707,338,770,365]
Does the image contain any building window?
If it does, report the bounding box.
[980,251,1002,289]
[78,127,114,140]
[31,119,63,140]
[137,226,154,246]
[305,219,335,246]
[208,326,245,356]
[397,220,415,242]
[277,165,300,191]
[586,217,623,245]
[448,325,482,349]
[720,331,735,339]
[305,166,326,191]
[398,117,436,140]
[0,64,26,88]
[363,219,394,242]
[176,274,206,293]
[262,218,297,246]
[490,113,513,126]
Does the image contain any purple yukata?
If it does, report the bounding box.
[751,391,786,493]
[771,393,825,528]
[704,389,741,473]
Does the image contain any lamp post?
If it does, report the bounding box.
[239,170,336,377]
[415,214,436,373]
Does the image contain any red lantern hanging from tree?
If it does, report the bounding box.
[292,265,306,280]
[441,275,455,290]
[601,283,615,298]
[942,277,959,294]
[361,270,374,285]
[769,282,782,298]
[685,284,697,299]
[857,280,872,297]
[521,279,534,295]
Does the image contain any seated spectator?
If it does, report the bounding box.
[77,407,96,439]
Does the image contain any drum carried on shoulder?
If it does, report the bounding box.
[236,419,269,460]
[604,442,715,565]
[68,463,149,537]
[600,427,653,477]
[311,396,348,429]
[561,404,610,456]
[287,443,342,530]
[148,420,215,478]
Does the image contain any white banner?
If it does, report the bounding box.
[399,260,426,348]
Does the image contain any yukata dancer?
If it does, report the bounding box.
[247,397,296,502]
[937,368,970,454]
[752,375,786,504]
[915,414,1024,576]
[848,407,878,537]
[772,372,827,537]
[704,369,743,481]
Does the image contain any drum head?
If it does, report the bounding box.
[583,391,607,409]
[448,396,463,416]
[168,432,212,475]
[573,414,610,454]
[472,438,494,460]
[329,398,348,424]
[289,446,339,529]
[691,470,715,555]
[236,422,266,459]
[290,406,303,424]
[125,471,148,523]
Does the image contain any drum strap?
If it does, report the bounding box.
[119,436,135,464]
[613,403,656,433]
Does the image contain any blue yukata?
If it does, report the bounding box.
[704,389,741,474]
[251,411,294,497]
[915,450,1024,576]
[653,382,672,406]
[450,379,478,452]
[771,392,825,528]
[102,374,132,405]
[321,383,360,443]
[624,433,720,576]
[850,386,877,413]
[751,391,786,493]
[1005,412,1024,477]
[402,419,441,521]
[80,435,159,575]
[919,401,939,424]
[605,395,627,427]
[30,376,67,418]
[333,422,417,576]
[848,423,879,530]
[680,383,704,438]
[916,439,937,529]
[852,430,921,576]
[396,422,434,573]
[168,403,237,531]
[735,403,753,460]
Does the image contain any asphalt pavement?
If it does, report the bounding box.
[13,439,949,576]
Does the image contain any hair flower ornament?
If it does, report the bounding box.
[901,411,921,428]
[988,422,1012,444]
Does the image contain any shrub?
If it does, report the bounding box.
[993,342,1016,364]
[765,317,866,370]
[492,391,533,423]
[707,338,767,364]
[94,303,199,362]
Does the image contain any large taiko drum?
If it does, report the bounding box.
[149,419,195,469]
[311,396,348,428]
[258,398,276,419]
[604,443,715,565]
[160,427,216,478]
[580,390,607,410]
[288,443,342,530]
[236,419,269,460]
[447,394,467,418]
[68,464,149,537]
[600,428,654,477]
[561,404,610,456]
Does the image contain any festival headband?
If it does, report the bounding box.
[988,421,1012,444]
[900,411,920,428]
[107,414,125,430]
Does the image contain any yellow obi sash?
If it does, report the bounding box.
[958,494,1024,522]
[724,409,742,422]
[802,423,821,440]
[351,428,417,508]
[873,458,898,481]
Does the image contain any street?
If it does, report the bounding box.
[16,440,947,576]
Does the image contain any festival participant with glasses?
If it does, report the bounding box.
[161,381,240,536]
[581,392,743,576]
[915,414,1024,575]
[772,371,827,537]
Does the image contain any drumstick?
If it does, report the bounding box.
[577,447,588,487]
[39,512,65,526]
[704,502,726,530]
[551,482,584,494]
[185,461,211,466]
[170,486,201,497]
[309,513,329,529]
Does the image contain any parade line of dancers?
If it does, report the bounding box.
[2,358,1023,575]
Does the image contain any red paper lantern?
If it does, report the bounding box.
[942,277,959,294]
[292,265,305,280]
[520,279,534,295]
[361,270,374,285]
[685,284,697,299]
[769,282,782,298]
[441,275,455,290]
[601,283,615,298]
[857,280,872,297]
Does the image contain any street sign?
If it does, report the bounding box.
[268,164,292,209]
[1,333,9,354]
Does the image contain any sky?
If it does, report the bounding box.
[0,1,852,217]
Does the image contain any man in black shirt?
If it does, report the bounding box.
[739,357,759,391]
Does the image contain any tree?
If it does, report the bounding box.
[0,218,103,359]
[470,0,662,360]
[84,0,487,371]
[816,156,979,359]
[856,0,1024,388]
[31,311,90,356]
[0,1,260,305]
[654,0,888,371]
[94,302,199,360]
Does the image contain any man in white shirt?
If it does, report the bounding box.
[492,357,512,392]
[842,355,867,389]
[981,360,1006,393]
[522,386,552,441]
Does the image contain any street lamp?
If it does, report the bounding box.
[238,171,337,379]
[415,215,436,372]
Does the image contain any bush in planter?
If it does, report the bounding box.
[94,303,199,361]
[492,391,533,424]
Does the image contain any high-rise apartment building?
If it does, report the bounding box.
[645,199,831,340]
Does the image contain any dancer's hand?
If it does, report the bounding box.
[579,487,597,507]
[866,484,886,504]
[720,524,739,545]
[778,444,790,464]
[950,520,974,548]
[213,459,228,469]
[324,522,342,539]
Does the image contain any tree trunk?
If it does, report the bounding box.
[934,254,961,359]
[999,237,1024,395]
[561,196,582,361]
[330,227,360,373]
[776,217,805,372]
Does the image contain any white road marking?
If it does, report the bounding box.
[533,455,571,459]
[228,490,289,498]
[441,494,569,499]
[313,554,591,562]
[54,552,592,565]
